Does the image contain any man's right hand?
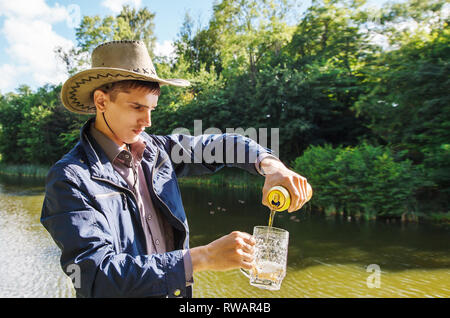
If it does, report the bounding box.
[190,231,255,272]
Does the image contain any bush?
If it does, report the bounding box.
[293,143,423,219]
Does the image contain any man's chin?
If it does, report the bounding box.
[125,135,140,144]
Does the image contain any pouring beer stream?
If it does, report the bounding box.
[266,183,313,228]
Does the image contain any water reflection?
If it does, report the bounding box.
[0,176,449,298]
[0,176,75,298]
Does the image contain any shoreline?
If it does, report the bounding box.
[0,163,448,224]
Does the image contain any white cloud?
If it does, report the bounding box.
[101,0,142,14]
[154,40,176,59]
[0,0,75,92]
[0,64,19,93]
[0,0,69,22]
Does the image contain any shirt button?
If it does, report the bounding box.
[155,239,160,245]
[147,215,152,221]
[173,289,181,297]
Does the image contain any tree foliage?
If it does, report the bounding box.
[293,143,423,219]
[0,85,88,165]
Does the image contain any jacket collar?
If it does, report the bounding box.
[79,118,126,186]
[78,118,159,186]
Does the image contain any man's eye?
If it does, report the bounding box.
[131,105,155,111]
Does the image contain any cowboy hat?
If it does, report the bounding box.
[61,40,190,114]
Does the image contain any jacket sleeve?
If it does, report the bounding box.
[154,133,275,178]
[40,164,187,298]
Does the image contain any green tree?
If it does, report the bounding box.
[208,0,296,82]
[117,5,157,49]
[0,86,31,163]
[293,143,423,219]
[0,85,89,165]
[377,0,448,49]
[56,5,158,75]
[245,0,376,160]
[353,0,450,209]
[174,12,222,74]
[76,5,156,54]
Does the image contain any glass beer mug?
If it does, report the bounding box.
[241,226,289,291]
[241,183,311,290]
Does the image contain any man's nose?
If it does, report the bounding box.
[141,109,151,127]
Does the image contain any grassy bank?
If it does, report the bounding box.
[0,163,50,178]
[0,163,265,189]
[178,168,265,190]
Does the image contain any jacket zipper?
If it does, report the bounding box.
[91,176,138,207]
[91,176,138,252]
[94,191,123,199]
[150,148,188,250]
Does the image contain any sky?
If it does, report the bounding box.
[0,0,397,94]
[0,0,217,93]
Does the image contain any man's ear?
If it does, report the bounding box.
[93,89,108,113]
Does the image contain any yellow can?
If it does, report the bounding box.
[267,186,291,212]
[267,184,313,212]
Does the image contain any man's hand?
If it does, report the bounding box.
[190,231,255,273]
[260,157,311,213]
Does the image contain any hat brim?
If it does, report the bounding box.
[61,67,190,114]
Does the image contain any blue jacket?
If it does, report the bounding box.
[41,118,271,298]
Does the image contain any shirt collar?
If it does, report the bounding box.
[89,122,146,168]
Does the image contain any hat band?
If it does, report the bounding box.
[68,71,151,113]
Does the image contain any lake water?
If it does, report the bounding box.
[0,175,449,298]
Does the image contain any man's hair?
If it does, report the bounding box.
[92,80,161,103]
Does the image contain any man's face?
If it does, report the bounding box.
[95,86,158,146]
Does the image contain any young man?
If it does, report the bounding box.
[41,40,310,298]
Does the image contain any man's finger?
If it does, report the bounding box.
[296,178,306,211]
[241,234,256,246]
[241,260,253,270]
[238,250,254,264]
[261,186,271,207]
[299,178,308,209]
[240,242,254,254]
[287,181,301,212]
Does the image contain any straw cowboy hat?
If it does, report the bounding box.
[61,40,190,114]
